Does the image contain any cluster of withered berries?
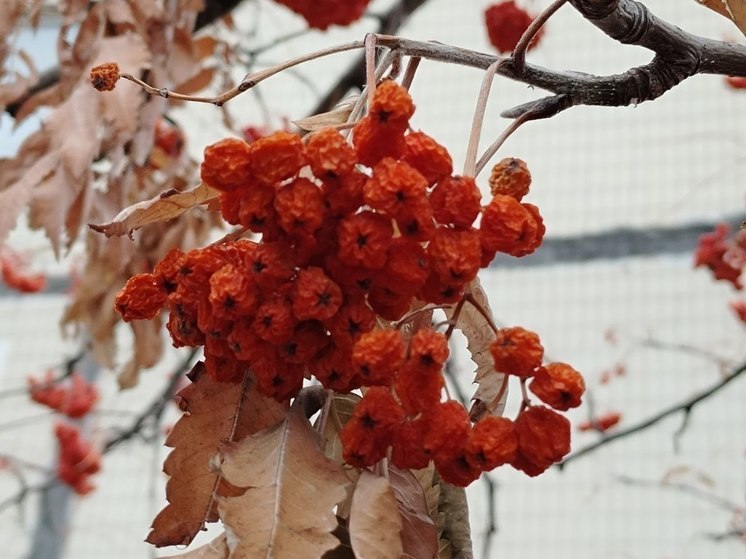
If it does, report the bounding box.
[115,80,582,484]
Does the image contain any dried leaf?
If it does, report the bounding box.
[217,404,350,559]
[697,0,746,36]
[388,466,439,559]
[176,66,215,94]
[349,471,403,559]
[163,533,229,559]
[445,278,506,420]
[294,97,357,131]
[118,318,164,388]
[438,484,472,559]
[321,392,360,463]
[27,166,81,256]
[0,152,56,247]
[89,182,219,237]
[147,369,288,548]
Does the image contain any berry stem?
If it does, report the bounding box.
[364,33,379,111]
[400,56,421,90]
[512,0,568,74]
[519,378,531,414]
[474,111,533,178]
[463,59,506,178]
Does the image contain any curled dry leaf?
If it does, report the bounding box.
[388,466,439,559]
[349,471,404,559]
[445,278,507,420]
[89,182,219,238]
[293,97,358,131]
[163,532,229,559]
[697,0,746,36]
[216,404,350,559]
[147,368,288,548]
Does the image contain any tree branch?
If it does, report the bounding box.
[559,359,746,468]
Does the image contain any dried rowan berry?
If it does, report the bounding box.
[306,127,357,179]
[342,387,404,467]
[208,264,257,318]
[364,158,428,218]
[511,405,570,476]
[29,372,99,419]
[480,194,535,256]
[490,326,543,377]
[367,285,413,321]
[465,416,517,470]
[153,248,185,295]
[324,254,378,296]
[428,227,482,283]
[0,251,46,293]
[430,175,482,229]
[529,362,585,411]
[484,2,543,55]
[380,238,429,296]
[274,177,325,236]
[322,170,366,217]
[325,296,376,348]
[278,320,329,364]
[394,360,444,416]
[395,197,436,242]
[245,241,295,291]
[371,80,415,127]
[391,417,431,470]
[402,131,453,186]
[254,357,305,402]
[115,273,167,321]
[511,202,545,257]
[253,295,296,344]
[228,318,273,361]
[90,62,120,91]
[337,210,393,269]
[435,450,482,487]
[309,344,361,392]
[200,138,253,192]
[292,267,343,321]
[55,422,101,495]
[409,329,449,370]
[578,411,622,433]
[351,328,406,386]
[236,180,277,232]
[249,131,306,185]
[167,303,205,347]
[488,157,531,200]
[203,351,246,383]
[274,0,371,30]
[423,400,471,462]
[419,271,465,304]
[352,115,406,167]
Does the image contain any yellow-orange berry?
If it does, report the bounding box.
[489,157,531,200]
[90,62,120,91]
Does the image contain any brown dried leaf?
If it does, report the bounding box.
[89,182,219,238]
[163,533,229,559]
[294,98,357,132]
[388,466,439,559]
[0,152,56,247]
[27,166,82,256]
[349,471,403,559]
[445,278,506,420]
[118,318,164,389]
[698,0,746,36]
[147,370,288,548]
[176,66,215,94]
[321,392,360,463]
[217,404,350,559]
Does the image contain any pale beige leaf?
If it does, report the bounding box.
[117,318,164,388]
[349,471,403,559]
[293,98,357,131]
[697,0,746,35]
[105,0,136,26]
[445,278,506,419]
[217,404,350,559]
[89,183,219,237]
[0,152,56,247]
[163,532,229,559]
[27,166,81,257]
[147,369,288,548]
[322,392,360,463]
[388,466,439,559]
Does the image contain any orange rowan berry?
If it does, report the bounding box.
[529,362,585,411]
[208,264,257,318]
[55,422,101,495]
[352,115,406,167]
[488,157,531,200]
[490,326,543,378]
[364,158,428,218]
[510,202,545,257]
[409,328,449,370]
[322,170,366,217]
[394,360,444,416]
[203,352,246,384]
[253,357,305,402]
[252,295,296,344]
[291,267,343,322]
[484,2,543,55]
[90,62,119,91]
[465,416,518,470]
[247,131,306,185]
[342,387,404,467]
[277,320,329,364]
[200,138,253,192]
[324,254,377,296]
[419,271,465,304]
[274,177,325,236]
[391,417,431,470]
[423,400,471,462]
[167,303,205,347]
[435,450,482,487]
[309,344,361,393]
[306,127,357,179]
[367,285,413,321]
[324,296,376,348]
[480,194,534,256]
[402,131,453,186]
[115,273,167,321]
[235,180,277,232]
[274,0,371,30]
[511,405,570,476]
[351,328,406,386]
[428,227,482,284]
[153,249,185,296]
[370,80,415,128]
[395,197,436,242]
[380,238,429,296]
[337,210,392,269]
[228,318,272,362]
[245,242,295,291]
[430,176,482,229]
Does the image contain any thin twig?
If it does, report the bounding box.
[512,0,568,74]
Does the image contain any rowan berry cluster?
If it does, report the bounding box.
[114,79,577,485]
[694,223,745,289]
[54,422,102,495]
[28,370,99,419]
